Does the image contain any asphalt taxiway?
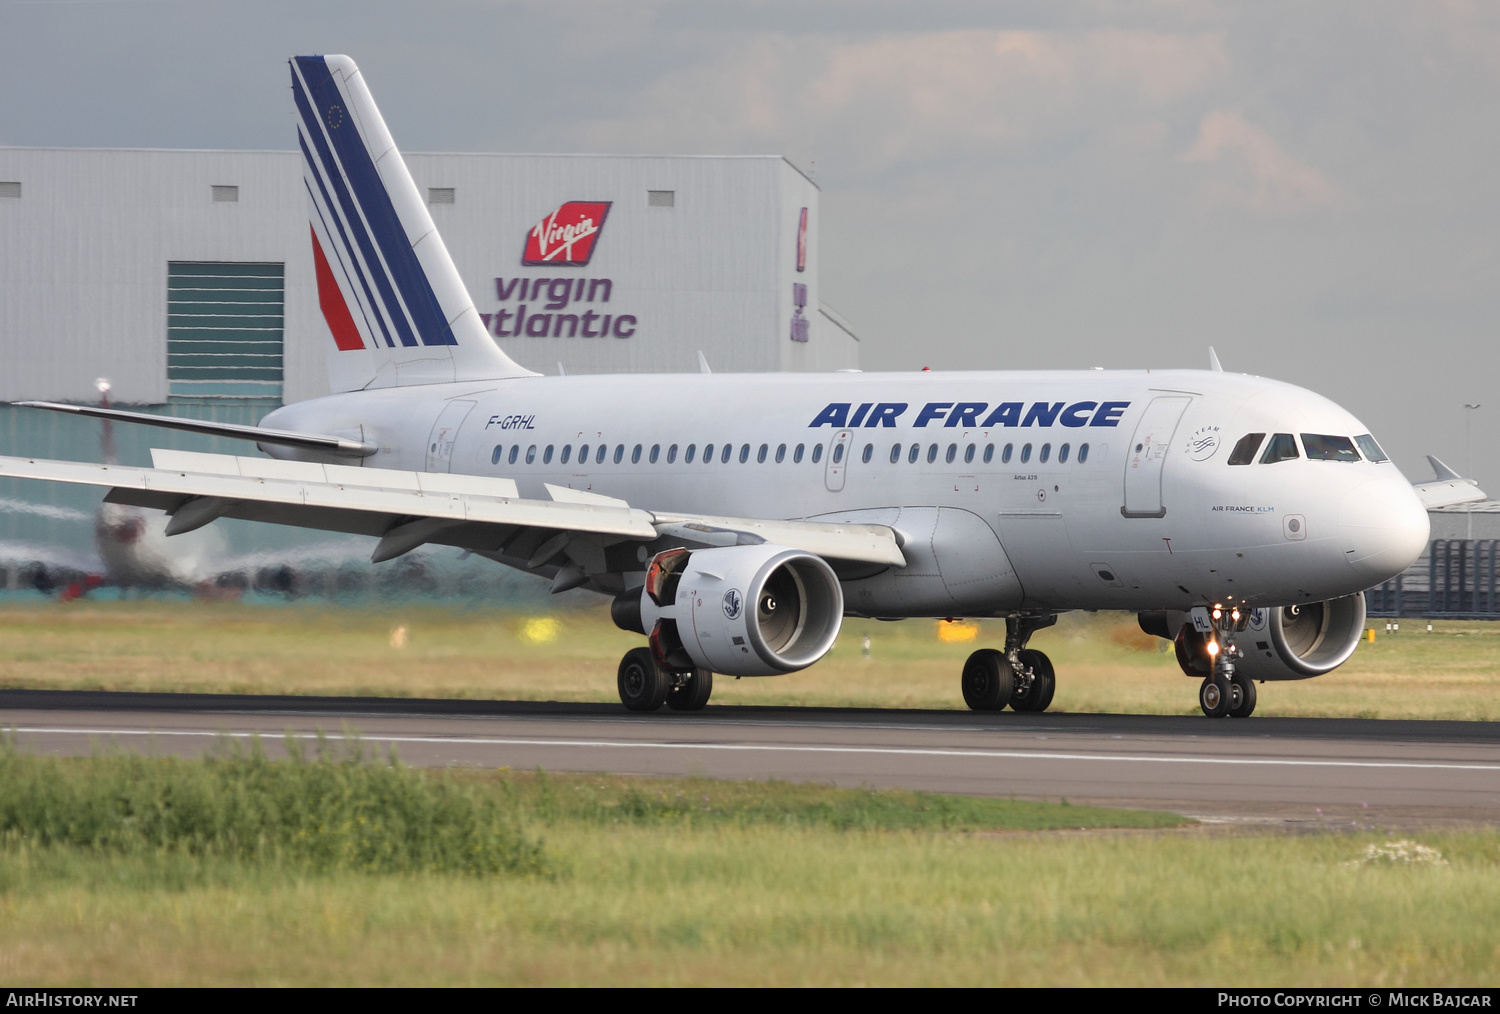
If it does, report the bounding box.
[5,689,1499,825]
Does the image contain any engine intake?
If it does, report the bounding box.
[1146,593,1367,682]
[634,544,844,677]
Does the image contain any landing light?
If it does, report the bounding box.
[1207,640,1220,657]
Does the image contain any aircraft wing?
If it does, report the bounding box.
[1413,454,1488,510]
[13,401,377,458]
[0,451,906,590]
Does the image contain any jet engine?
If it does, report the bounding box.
[618,544,844,677]
[1144,593,1368,682]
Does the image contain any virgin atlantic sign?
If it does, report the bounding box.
[522,201,611,266]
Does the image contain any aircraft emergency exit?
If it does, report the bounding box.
[3,55,1477,718]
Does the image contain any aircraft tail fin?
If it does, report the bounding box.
[290,55,537,392]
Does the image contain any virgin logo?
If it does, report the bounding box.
[522,201,611,266]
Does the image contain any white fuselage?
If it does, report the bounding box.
[264,368,1429,616]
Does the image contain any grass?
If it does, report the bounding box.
[0,758,1497,985]
[0,738,546,877]
[1,599,1498,719]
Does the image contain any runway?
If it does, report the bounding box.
[4,689,1500,825]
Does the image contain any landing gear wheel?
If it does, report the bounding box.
[1199,675,1231,718]
[1228,673,1257,718]
[618,647,669,712]
[666,668,713,712]
[1010,649,1056,713]
[961,649,1013,711]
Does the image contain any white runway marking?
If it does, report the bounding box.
[10,726,1500,773]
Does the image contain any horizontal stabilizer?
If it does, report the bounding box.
[15,401,376,457]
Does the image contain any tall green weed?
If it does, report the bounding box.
[0,736,547,876]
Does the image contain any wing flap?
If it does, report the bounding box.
[651,512,906,567]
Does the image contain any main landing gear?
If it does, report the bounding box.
[962,614,1058,713]
[1193,606,1259,719]
[617,646,713,713]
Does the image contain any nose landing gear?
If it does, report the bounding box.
[1197,606,1258,719]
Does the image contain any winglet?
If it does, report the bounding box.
[1427,455,1463,482]
[1208,347,1224,373]
[697,350,712,374]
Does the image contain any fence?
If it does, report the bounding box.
[1366,539,1500,618]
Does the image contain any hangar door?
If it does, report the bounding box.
[1121,396,1191,518]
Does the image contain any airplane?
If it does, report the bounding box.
[0,54,1481,718]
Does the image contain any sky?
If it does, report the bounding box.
[3,0,1499,488]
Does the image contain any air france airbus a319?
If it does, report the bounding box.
[4,55,1482,718]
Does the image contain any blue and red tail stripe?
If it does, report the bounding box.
[290,56,458,349]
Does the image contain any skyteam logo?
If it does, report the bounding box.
[522,202,611,266]
[722,589,743,621]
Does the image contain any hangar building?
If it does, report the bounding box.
[0,147,858,581]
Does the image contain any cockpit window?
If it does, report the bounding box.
[1355,434,1389,463]
[1260,433,1299,464]
[1227,433,1265,466]
[1302,434,1360,462]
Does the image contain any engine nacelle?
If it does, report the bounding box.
[636,544,844,677]
[1147,593,1367,682]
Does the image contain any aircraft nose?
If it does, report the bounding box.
[1339,476,1430,584]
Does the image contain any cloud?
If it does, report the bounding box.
[1181,109,1340,213]
[557,28,1228,171]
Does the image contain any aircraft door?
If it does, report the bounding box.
[425,400,476,473]
[824,430,852,492]
[1122,396,1191,518]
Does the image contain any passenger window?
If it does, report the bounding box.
[739,443,750,464]
[491,445,503,465]
[832,443,845,464]
[1227,433,1265,466]
[543,445,554,464]
[1302,434,1359,462]
[926,444,938,464]
[595,445,607,465]
[983,444,994,464]
[908,443,919,464]
[1002,444,1013,464]
[577,444,588,464]
[964,444,975,464]
[649,444,660,464]
[1078,443,1089,464]
[667,444,678,464]
[890,443,901,463]
[944,444,956,464]
[1260,433,1299,464]
[631,444,642,464]
[1355,434,1388,463]
[812,444,824,463]
[613,444,624,464]
[561,445,572,465]
[1059,443,1070,464]
[794,444,805,463]
[1039,443,1051,464]
[1020,444,1032,464]
[685,444,696,463]
[775,443,786,463]
[757,443,768,463]
[703,443,714,463]
[721,444,732,464]
[508,446,519,465]
[526,445,537,464]
[862,444,873,464]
